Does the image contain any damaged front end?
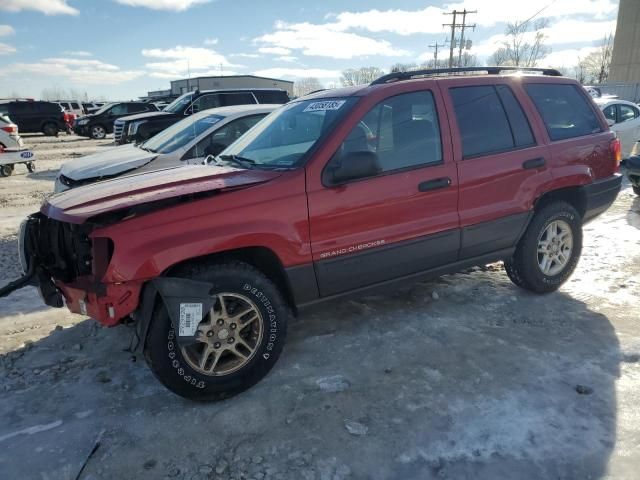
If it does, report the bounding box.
[2,213,135,327]
[3,213,95,307]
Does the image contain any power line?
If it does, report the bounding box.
[443,9,476,68]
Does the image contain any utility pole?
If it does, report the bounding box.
[443,9,476,68]
[429,41,447,68]
[457,9,476,67]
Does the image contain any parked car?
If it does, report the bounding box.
[0,100,66,136]
[82,102,104,115]
[625,155,640,195]
[56,100,85,117]
[595,98,640,159]
[55,105,277,192]
[74,102,158,139]
[114,88,289,145]
[9,67,621,401]
[0,114,23,150]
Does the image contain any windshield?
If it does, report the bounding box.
[220,97,358,168]
[164,92,193,114]
[141,112,224,154]
[93,102,115,115]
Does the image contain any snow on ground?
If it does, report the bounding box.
[0,134,639,479]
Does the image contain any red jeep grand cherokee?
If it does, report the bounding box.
[11,67,622,401]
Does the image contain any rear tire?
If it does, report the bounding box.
[505,202,582,293]
[90,124,106,139]
[42,122,58,137]
[633,186,640,196]
[0,164,13,177]
[144,262,290,401]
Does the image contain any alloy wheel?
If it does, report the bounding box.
[180,293,263,376]
[537,219,573,276]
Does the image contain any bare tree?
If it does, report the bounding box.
[293,77,323,97]
[489,19,551,67]
[459,52,479,67]
[582,34,614,84]
[573,57,587,84]
[390,63,418,73]
[488,48,509,66]
[340,67,385,86]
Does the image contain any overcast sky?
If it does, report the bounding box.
[0,0,619,100]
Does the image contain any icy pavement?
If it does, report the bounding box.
[0,135,639,479]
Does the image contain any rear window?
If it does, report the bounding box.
[450,85,534,158]
[254,91,289,104]
[524,83,602,141]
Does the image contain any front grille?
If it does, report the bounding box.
[27,215,93,283]
[113,120,125,143]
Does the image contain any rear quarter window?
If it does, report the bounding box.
[524,83,602,141]
[254,91,290,104]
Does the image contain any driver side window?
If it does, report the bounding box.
[109,104,127,116]
[324,90,443,183]
[184,115,264,159]
[190,94,221,114]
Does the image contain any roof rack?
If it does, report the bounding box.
[370,66,563,86]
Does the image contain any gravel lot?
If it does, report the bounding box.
[0,134,639,480]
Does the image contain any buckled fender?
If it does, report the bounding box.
[134,277,216,350]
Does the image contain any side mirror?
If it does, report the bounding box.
[204,143,226,157]
[327,150,381,185]
[606,118,615,127]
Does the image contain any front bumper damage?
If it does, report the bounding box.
[2,213,141,326]
[3,215,213,338]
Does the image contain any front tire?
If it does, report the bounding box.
[90,124,106,139]
[633,186,640,196]
[0,164,13,177]
[505,202,582,293]
[144,262,290,401]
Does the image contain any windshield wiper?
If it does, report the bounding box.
[218,154,256,169]
[138,145,156,153]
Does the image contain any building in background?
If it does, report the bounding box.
[156,75,294,97]
[609,0,640,82]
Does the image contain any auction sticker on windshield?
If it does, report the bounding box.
[303,100,346,112]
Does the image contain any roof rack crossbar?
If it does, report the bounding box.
[370,66,563,85]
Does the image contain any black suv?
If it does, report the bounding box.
[74,102,158,139]
[114,88,290,145]
[0,100,66,136]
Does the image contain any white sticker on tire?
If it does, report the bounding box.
[179,303,202,336]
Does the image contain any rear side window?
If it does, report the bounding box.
[13,102,35,113]
[220,92,256,106]
[619,104,639,123]
[451,85,531,158]
[496,85,535,147]
[254,91,289,104]
[524,83,602,141]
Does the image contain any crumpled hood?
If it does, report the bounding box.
[42,165,282,224]
[60,143,157,180]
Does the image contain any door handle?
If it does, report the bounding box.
[418,177,451,192]
[522,157,546,169]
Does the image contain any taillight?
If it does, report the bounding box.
[610,137,622,172]
[1,124,17,134]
